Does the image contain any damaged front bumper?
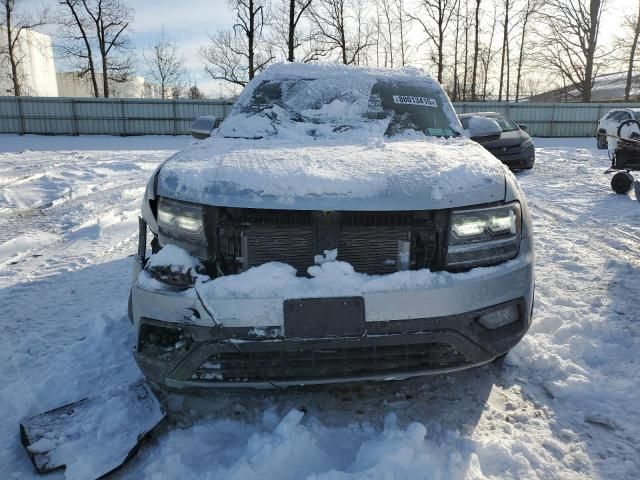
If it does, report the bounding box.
[130,236,534,389]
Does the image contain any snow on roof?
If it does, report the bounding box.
[256,62,438,83]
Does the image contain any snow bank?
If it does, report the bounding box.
[137,408,495,480]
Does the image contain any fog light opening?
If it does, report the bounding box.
[478,304,519,329]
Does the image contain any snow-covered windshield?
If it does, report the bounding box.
[218,77,459,140]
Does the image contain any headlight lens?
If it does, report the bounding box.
[447,202,521,269]
[157,197,207,256]
[521,139,533,148]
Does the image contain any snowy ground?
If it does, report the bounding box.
[1,135,639,479]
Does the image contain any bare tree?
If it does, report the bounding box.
[376,0,396,67]
[396,0,408,66]
[188,84,206,99]
[480,1,498,100]
[57,0,99,96]
[0,0,48,96]
[497,0,509,100]
[470,0,481,101]
[617,3,640,101]
[58,0,134,97]
[144,28,186,99]
[409,0,458,84]
[450,0,462,100]
[308,0,371,64]
[514,0,541,101]
[287,0,313,61]
[462,0,470,100]
[539,0,607,102]
[201,0,273,87]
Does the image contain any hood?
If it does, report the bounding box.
[476,129,529,148]
[156,136,506,211]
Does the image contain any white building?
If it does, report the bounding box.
[0,27,58,96]
[57,72,164,99]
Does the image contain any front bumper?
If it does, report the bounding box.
[487,145,535,169]
[131,237,534,389]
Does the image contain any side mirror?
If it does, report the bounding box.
[518,124,528,131]
[190,115,220,139]
[466,115,502,139]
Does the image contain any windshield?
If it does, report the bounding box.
[218,77,460,140]
[460,113,518,132]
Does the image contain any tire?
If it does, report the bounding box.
[635,180,640,201]
[611,171,634,194]
[597,133,608,150]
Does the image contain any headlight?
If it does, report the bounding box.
[157,197,207,256]
[521,139,533,148]
[447,202,521,269]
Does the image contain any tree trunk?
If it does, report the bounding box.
[625,5,640,101]
[4,3,21,96]
[452,1,460,101]
[515,5,529,102]
[470,0,480,101]
[506,41,510,101]
[437,3,444,84]
[583,0,602,102]
[498,0,509,101]
[248,0,256,79]
[101,52,109,97]
[462,1,469,101]
[398,0,405,66]
[288,0,295,61]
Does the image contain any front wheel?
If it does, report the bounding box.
[597,133,608,150]
[611,171,634,194]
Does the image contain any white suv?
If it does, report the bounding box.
[596,108,640,149]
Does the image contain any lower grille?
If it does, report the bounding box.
[190,340,466,382]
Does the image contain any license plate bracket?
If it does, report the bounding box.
[283,297,365,339]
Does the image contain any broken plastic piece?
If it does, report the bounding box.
[20,379,165,479]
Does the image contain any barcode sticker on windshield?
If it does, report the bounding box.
[393,95,437,107]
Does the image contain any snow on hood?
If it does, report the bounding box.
[156,135,506,211]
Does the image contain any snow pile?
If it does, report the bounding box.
[137,408,497,480]
[157,135,505,210]
[194,254,523,302]
[146,244,203,275]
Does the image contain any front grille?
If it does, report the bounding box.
[190,340,467,382]
[212,208,446,275]
[339,227,409,274]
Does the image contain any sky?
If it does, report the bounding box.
[26,0,636,97]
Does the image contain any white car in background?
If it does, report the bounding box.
[596,108,640,149]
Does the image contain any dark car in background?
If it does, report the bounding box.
[459,112,535,170]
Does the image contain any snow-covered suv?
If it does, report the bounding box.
[130,63,535,389]
[596,108,640,149]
